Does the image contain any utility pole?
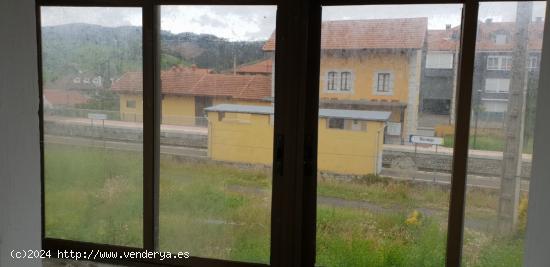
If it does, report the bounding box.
[497,1,532,233]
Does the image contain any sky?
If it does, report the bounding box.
[41,2,547,41]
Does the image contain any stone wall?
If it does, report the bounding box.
[382,149,532,179]
[44,121,207,148]
[45,120,532,178]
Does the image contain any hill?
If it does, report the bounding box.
[41,23,269,86]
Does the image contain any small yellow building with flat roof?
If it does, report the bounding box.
[206,104,390,175]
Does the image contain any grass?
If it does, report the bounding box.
[45,143,527,266]
[443,134,534,154]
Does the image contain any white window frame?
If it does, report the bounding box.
[494,33,508,45]
[373,70,394,96]
[528,56,539,70]
[426,52,454,69]
[325,69,354,93]
[340,71,352,91]
[487,55,513,71]
[327,71,338,91]
[481,98,508,113]
[485,78,510,93]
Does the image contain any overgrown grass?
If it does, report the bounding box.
[443,134,534,154]
[45,143,527,266]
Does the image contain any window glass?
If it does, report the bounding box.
[376,73,391,92]
[158,6,276,263]
[42,6,143,246]
[328,71,338,90]
[485,78,511,93]
[317,5,462,266]
[463,2,546,266]
[341,71,352,91]
[426,53,454,69]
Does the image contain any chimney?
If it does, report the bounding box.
[485,18,493,24]
[446,24,452,30]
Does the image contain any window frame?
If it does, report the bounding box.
[373,70,394,95]
[326,70,338,91]
[528,55,539,70]
[340,71,352,91]
[35,1,542,267]
[324,69,353,92]
[487,55,513,70]
[327,118,345,129]
[484,78,511,93]
[126,99,137,108]
[426,52,454,69]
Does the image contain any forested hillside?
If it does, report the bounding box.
[41,23,269,86]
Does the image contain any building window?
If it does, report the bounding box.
[494,33,509,45]
[327,71,338,91]
[327,118,345,129]
[126,99,136,108]
[340,71,352,91]
[426,52,454,69]
[326,70,353,92]
[485,78,510,93]
[487,55,512,70]
[528,56,539,70]
[482,99,508,113]
[376,72,392,93]
[351,120,362,131]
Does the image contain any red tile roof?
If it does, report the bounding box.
[428,21,544,52]
[111,67,271,101]
[427,30,458,51]
[476,21,543,51]
[236,59,273,74]
[43,89,89,106]
[263,18,428,51]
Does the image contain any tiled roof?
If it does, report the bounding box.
[206,104,391,121]
[111,67,271,101]
[43,89,89,106]
[476,21,543,51]
[236,59,272,74]
[427,21,544,51]
[428,30,459,51]
[263,18,428,51]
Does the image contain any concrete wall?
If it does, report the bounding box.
[44,120,207,148]
[382,149,532,178]
[0,0,42,266]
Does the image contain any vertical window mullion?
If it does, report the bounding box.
[142,2,160,251]
[445,2,479,267]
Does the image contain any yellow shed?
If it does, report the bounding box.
[206,104,390,175]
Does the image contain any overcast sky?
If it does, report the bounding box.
[42,2,546,41]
